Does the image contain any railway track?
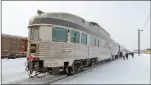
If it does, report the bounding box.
[8,58,120,84]
[49,58,119,84]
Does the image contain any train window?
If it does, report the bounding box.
[99,40,101,47]
[70,30,80,43]
[90,36,96,46]
[95,38,96,46]
[97,39,99,47]
[81,33,87,45]
[30,43,36,53]
[30,28,39,40]
[96,39,98,46]
[90,36,93,45]
[52,27,68,42]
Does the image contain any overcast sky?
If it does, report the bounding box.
[2,1,150,51]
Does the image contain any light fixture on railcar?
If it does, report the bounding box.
[29,55,33,61]
[37,10,44,15]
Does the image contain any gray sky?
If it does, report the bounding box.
[2,1,150,51]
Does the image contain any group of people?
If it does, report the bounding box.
[119,52,134,60]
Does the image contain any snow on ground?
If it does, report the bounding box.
[2,58,29,84]
[52,54,150,84]
[1,54,150,84]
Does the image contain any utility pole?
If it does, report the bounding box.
[138,29,143,56]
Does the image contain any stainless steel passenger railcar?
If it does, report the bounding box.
[26,10,123,76]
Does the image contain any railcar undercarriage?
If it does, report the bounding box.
[25,57,101,78]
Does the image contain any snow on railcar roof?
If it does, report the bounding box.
[2,33,27,40]
[29,10,111,38]
[30,12,84,21]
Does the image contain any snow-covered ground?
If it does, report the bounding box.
[1,54,150,84]
[53,54,150,84]
[2,58,29,84]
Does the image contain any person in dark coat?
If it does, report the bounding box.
[125,53,129,60]
[131,52,134,58]
[118,52,120,59]
[120,52,123,57]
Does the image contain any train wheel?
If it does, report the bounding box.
[79,66,84,72]
[66,67,70,76]
[52,68,60,75]
[88,59,92,67]
[66,61,79,76]
[66,66,74,76]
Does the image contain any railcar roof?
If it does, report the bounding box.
[30,12,111,38]
[2,33,27,40]
[33,12,82,18]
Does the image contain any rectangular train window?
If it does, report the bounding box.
[90,36,96,46]
[95,38,96,46]
[113,44,114,49]
[52,27,68,42]
[30,43,36,53]
[81,33,87,45]
[70,30,80,43]
[96,39,98,47]
[30,28,39,40]
[97,39,99,47]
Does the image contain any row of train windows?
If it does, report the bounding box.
[52,27,99,46]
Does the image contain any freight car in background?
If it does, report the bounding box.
[1,34,28,59]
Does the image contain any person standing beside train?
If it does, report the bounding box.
[125,52,129,60]
[119,52,122,58]
[122,52,126,60]
[131,52,134,58]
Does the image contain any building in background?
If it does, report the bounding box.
[1,34,28,58]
